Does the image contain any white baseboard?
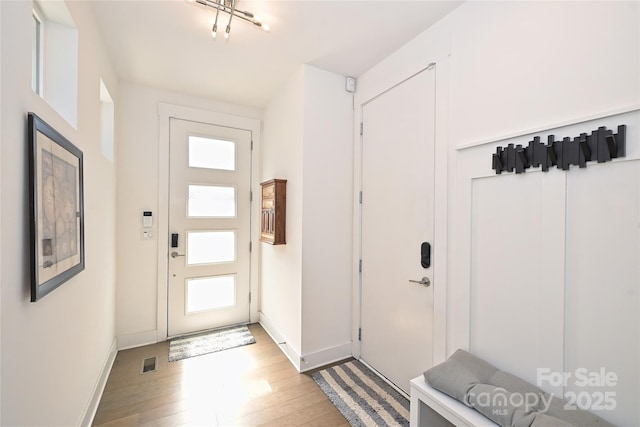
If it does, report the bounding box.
[299,342,352,372]
[258,312,301,372]
[81,337,117,427]
[117,329,159,350]
[258,312,353,373]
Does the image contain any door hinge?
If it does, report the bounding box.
[251,140,254,150]
[358,328,362,341]
[359,191,363,204]
[249,241,252,252]
[359,259,362,272]
[250,190,253,202]
[360,122,364,136]
[249,292,252,303]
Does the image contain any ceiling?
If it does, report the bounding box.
[90,0,463,108]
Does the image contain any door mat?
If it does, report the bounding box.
[312,359,410,427]
[168,324,256,362]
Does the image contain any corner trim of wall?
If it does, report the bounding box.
[299,342,352,373]
[117,330,158,351]
[81,337,117,427]
[258,312,301,372]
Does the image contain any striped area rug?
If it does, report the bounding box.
[312,359,410,427]
[168,324,255,362]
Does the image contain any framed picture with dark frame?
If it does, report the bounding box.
[28,112,85,302]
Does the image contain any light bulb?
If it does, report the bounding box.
[224,25,231,38]
[261,23,270,32]
[211,23,217,38]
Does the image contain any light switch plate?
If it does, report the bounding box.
[141,229,155,240]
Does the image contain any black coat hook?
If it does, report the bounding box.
[546,144,557,167]
[492,153,503,174]
[515,145,529,174]
[491,125,626,175]
[606,134,618,159]
[579,135,591,162]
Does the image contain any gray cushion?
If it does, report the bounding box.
[423,348,498,403]
[488,370,546,399]
[423,350,616,427]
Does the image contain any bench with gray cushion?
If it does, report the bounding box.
[423,349,615,427]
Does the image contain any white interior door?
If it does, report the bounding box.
[168,118,251,337]
[360,68,436,393]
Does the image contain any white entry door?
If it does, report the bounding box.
[168,118,252,337]
[360,67,436,393]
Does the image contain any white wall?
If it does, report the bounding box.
[300,66,353,367]
[0,1,118,425]
[261,67,305,364]
[448,0,638,359]
[260,65,353,371]
[455,110,640,426]
[0,3,3,421]
[115,81,262,349]
[448,1,639,147]
[354,1,639,425]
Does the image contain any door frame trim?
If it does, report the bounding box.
[352,58,449,366]
[157,103,261,342]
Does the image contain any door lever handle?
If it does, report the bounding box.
[171,251,185,258]
[409,277,431,287]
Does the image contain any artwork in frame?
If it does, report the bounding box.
[28,112,84,302]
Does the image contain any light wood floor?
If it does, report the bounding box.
[93,324,349,427]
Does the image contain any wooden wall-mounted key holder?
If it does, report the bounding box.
[260,179,287,245]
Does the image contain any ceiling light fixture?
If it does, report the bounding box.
[211,2,220,38]
[188,0,270,39]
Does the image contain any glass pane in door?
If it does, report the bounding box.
[187,231,236,265]
[186,275,236,313]
[188,136,235,171]
[188,185,236,218]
